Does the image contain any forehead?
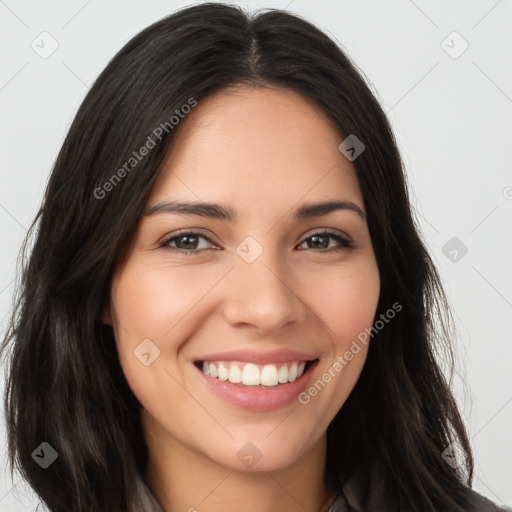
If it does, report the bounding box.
[148,86,363,215]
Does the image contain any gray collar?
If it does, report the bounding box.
[134,462,506,512]
[135,474,165,512]
[135,474,350,512]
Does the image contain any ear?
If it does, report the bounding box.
[100,303,113,326]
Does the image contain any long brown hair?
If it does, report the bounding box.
[1,3,474,511]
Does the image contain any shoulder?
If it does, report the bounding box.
[326,487,509,512]
[462,486,510,512]
[329,458,508,512]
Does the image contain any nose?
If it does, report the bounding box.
[220,244,307,335]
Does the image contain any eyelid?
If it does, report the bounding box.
[159,228,218,245]
[301,226,351,241]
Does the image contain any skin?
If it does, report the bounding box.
[102,86,380,512]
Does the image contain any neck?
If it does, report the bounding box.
[142,410,339,512]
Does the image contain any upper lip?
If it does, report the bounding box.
[194,348,318,365]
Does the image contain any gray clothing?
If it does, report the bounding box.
[135,461,508,512]
[135,476,347,511]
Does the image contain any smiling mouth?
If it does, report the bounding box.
[193,359,318,387]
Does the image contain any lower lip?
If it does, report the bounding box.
[194,361,318,412]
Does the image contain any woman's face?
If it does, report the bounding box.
[104,86,380,472]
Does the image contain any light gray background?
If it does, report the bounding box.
[1,0,511,510]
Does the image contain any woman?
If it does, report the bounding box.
[0,3,506,511]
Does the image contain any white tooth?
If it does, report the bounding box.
[288,362,298,382]
[229,365,242,383]
[209,362,218,378]
[297,361,306,377]
[217,363,229,381]
[202,361,209,375]
[277,364,289,383]
[242,363,260,385]
[260,364,279,386]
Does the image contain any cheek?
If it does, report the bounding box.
[109,260,236,395]
[289,259,380,437]
[111,262,218,342]
[305,259,380,347]
[109,262,223,410]
[111,255,380,365]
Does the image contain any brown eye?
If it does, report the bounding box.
[298,231,354,252]
[160,232,215,253]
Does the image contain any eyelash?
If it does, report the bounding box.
[159,230,355,255]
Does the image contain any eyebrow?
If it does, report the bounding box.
[145,199,366,221]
